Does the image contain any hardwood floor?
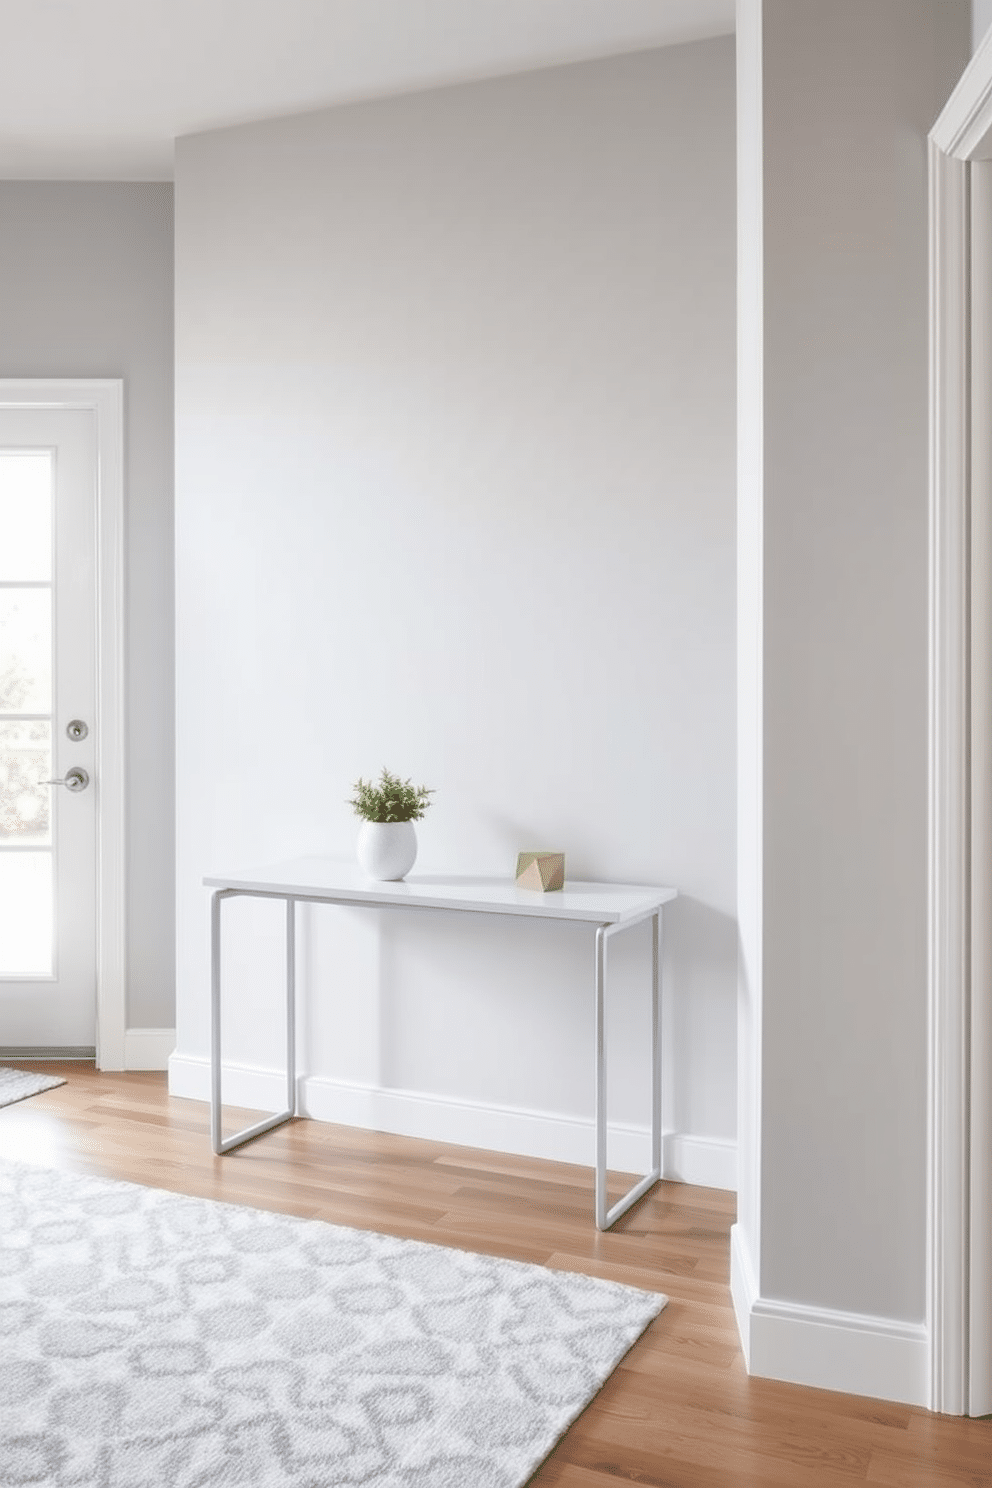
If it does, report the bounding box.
[1,1064,988,1486]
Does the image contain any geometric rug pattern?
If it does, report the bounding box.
[0,1158,666,1487]
[0,1067,66,1109]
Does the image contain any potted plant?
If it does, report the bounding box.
[348,768,434,881]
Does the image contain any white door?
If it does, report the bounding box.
[0,409,98,1051]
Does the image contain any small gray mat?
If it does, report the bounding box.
[0,1066,66,1109]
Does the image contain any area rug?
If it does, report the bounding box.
[0,1158,667,1487]
[0,1066,65,1109]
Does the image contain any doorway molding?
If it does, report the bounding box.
[0,379,126,1071]
[929,30,992,1417]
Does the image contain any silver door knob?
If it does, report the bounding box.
[40,767,90,793]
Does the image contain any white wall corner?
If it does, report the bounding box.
[733,1218,927,1406]
[664,1132,737,1193]
[167,1054,736,1191]
[732,1248,929,1408]
[124,1028,176,1070]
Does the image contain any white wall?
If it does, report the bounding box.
[0,184,175,1033]
[172,40,738,1183]
[733,0,970,1405]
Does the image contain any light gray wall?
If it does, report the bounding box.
[737,0,969,1331]
[0,183,175,1031]
[173,40,738,1174]
[975,0,992,50]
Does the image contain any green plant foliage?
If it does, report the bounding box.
[348,767,434,823]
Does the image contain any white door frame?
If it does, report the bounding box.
[929,32,992,1417]
[0,380,126,1071]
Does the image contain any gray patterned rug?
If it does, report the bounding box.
[0,1158,666,1487]
[0,1066,65,1108]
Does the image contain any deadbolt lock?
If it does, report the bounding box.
[66,719,89,742]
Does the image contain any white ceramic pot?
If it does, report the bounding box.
[356,820,418,881]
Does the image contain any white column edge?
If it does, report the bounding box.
[928,133,970,1420]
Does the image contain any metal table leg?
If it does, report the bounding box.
[595,909,663,1230]
[211,890,298,1155]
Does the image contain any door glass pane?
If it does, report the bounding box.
[0,850,53,977]
[0,451,52,581]
[0,720,51,845]
[0,589,52,714]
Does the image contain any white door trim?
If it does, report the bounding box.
[0,379,126,1071]
[968,157,992,1423]
[929,32,992,1417]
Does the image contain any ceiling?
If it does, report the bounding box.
[0,0,735,181]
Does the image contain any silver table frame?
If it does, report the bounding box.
[210,882,668,1231]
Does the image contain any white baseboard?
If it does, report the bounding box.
[665,1131,737,1191]
[730,1223,928,1405]
[167,1054,736,1191]
[124,1028,176,1071]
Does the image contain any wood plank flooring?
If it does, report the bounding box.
[0,1064,988,1486]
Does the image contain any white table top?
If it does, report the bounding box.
[204,856,676,925]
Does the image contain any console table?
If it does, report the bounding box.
[205,858,677,1230]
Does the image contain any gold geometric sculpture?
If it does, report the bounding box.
[515,851,565,892]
